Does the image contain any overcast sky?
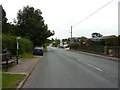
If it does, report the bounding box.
[1,0,119,39]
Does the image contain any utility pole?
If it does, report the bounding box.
[70,26,72,44]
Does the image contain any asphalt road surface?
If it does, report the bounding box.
[22,46,118,88]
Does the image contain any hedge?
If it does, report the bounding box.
[2,34,34,55]
[70,43,79,49]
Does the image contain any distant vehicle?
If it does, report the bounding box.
[58,44,69,48]
[33,46,44,56]
[63,44,69,48]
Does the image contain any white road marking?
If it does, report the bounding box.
[77,59,103,72]
[86,63,92,66]
[78,60,81,61]
[93,67,103,72]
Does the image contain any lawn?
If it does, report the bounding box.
[2,73,26,88]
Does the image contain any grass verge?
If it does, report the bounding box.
[2,73,26,88]
[0,74,2,90]
[2,64,14,72]
[19,52,35,58]
[43,47,48,52]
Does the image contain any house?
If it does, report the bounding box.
[99,35,116,39]
[89,35,117,45]
[70,37,89,45]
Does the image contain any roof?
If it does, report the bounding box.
[71,37,87,39]
[99,35,116,39]
[91,35,116,40]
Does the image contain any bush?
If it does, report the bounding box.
[2,34,34,55]
[19,38,34,54]
[70,43,79,49]
[101,36,118,46]
[2,34,17,54]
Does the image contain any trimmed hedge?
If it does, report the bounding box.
[2,34,34,55]
[101,37,118,46]
[70,43,104,54]
[70,43,79,49]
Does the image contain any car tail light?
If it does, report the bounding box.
[33,49,37,51]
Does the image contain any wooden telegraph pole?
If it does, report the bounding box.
[71,26,72,44]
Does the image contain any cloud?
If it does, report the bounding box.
[1,0,119,39]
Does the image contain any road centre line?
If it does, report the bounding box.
[77,59,103,72]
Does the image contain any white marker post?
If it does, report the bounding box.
[16,37,21,64]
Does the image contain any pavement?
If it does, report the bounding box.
[2,56,42,88]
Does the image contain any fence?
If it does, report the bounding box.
[70,45,120,58]
[106,46,120,58]
[70,45,104,54]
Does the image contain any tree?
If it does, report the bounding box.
[1,5,7,24]
[1,5,8,34]
[16,5,54,46]
[62,38,68,42]
[91,32,103,38]
[1,5,19,36]
[80,36,87,39]
[53,39,60,47]
[51,38,55,42]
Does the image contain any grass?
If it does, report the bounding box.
[19,51,35,58]
[0,74,2,90]
[43,47,48,52]
[2,64,14,72]
[2,73,26,88]
[44,47,47,50]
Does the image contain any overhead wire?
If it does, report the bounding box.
[73,0,115,27]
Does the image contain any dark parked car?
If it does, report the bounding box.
[33,46,44,55]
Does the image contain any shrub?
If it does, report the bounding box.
[2,34,34,55]
[19,38,34,54]
[2,34,17,54]
[101,36,118,46]
[70,43,79,49]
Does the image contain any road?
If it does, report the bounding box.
[22,46,118,88]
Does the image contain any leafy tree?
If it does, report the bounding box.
[16,5,54,46]
[51,38,55,42]
[52,39,60,47]
[1,5,8,34]
[80,36,87,39]
[1,5,7,24]
[91,32,103,38]
[1,5,20,36]
[62,38,68,42]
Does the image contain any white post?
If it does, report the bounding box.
[16,37,21,56]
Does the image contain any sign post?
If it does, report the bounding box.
[16,37,21,64]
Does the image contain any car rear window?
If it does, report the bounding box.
[34,47,43,49]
